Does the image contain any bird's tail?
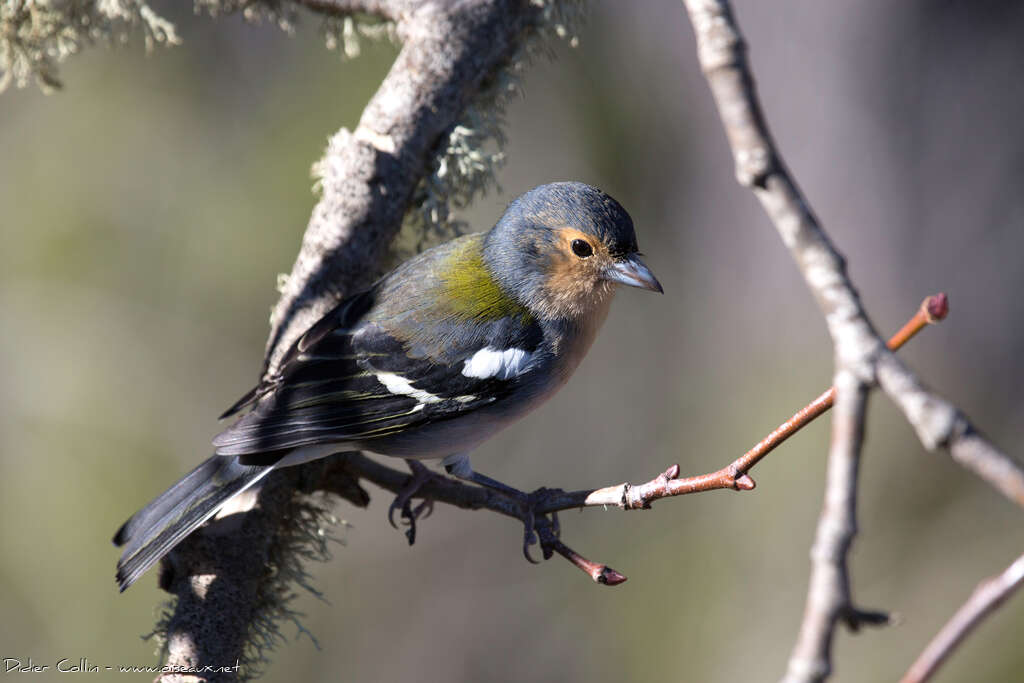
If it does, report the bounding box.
[112,455,273,591]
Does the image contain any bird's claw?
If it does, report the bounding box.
[387,460,435,544]
[520,487,561,564]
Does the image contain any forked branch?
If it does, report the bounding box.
[679,1,1024,681]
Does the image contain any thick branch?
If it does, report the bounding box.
[264,0,540,375]
[159,1,545,679]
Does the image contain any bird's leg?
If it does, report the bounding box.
[388,459,436,544]
[442,454,562,563]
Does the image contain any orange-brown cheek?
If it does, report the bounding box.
[540,255,616,319]
[546,256,594,297]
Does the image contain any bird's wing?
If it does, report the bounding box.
[212,303,545,456]
[218,289,377,420]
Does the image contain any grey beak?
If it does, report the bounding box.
[603,254,663,293]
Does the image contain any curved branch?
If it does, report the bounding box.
[264,0,542,375]
[158,1,547,679]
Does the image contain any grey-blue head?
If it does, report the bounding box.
[483,182,662,320]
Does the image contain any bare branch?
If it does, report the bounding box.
[900,551,1024,683]
[875,357,1024,507]
[680,0,1023,506]
[780,372,887,683]
[679,1,1024,678]
[321,452,628,585]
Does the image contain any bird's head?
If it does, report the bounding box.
[483,182,662,320]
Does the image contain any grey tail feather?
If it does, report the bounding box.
[113,455,274,592]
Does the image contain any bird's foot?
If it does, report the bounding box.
[388,460,436,545]
[520,487,563,564]
[444,464,563,564]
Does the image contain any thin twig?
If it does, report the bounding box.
[900,551,1024,683]
[324,453,626,586]
[540,294,947,513]
[325,296,942,586]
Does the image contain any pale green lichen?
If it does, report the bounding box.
[195,0,396,54]
[194,0,299,34]
[147,495,348,682]
[1,0,398,94]
[0,0,180,93]
[237,496,347,679]
[320,12,396,59]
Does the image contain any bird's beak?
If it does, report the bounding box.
[603,254,664,293]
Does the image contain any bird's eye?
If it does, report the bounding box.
[571,239,594,259]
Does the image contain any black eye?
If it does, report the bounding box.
[571,239,593,258]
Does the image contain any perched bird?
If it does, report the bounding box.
[113,181,662,591]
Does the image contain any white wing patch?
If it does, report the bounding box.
[374,371,442,404]
[462,347,533,380]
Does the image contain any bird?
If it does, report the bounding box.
[112,181,662,591]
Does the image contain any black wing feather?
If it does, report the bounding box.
[218,290,377,420]
[213,307,543,456]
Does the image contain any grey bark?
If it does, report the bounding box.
[157,1,548,679]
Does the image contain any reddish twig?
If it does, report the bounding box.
[329,296,946,587]
[550,539,627,586]
[551,294,947,513]
[734,293,947,476]
[900,551,1024,683]
[329,453,629,586]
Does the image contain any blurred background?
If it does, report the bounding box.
[3,0,1024,680]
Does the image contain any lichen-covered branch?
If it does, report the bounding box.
[154,0,580,680]
[262,0,581,373]
[0,0,180,92]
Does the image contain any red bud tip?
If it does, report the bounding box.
[664,464,681,480]
[598,567,628,586]
[924,293,948,322]
[735,474,756,490]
